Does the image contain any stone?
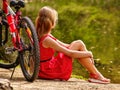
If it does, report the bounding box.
[0,78,13,90]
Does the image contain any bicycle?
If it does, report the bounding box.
[0,0,40,82]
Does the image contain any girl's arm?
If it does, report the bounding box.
[50,34,69,47]
[42,37,93,59]
[56,39,70,48]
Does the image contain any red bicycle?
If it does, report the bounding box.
[0,0,40,82]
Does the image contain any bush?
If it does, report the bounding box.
[21,0,120,83]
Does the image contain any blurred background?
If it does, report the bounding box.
[0,0,120,83]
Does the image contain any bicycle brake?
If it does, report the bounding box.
[5,47,15,54]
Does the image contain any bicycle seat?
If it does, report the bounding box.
[10,0,25,9]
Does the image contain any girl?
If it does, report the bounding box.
[35,6,110,84]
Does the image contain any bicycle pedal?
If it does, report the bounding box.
[5,47,14,54]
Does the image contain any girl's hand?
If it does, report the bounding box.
[91,57,94,64]
[88,51,94,64]
[88,51,93,58]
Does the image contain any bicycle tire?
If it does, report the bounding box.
[19,16,40,82]
[0,55,19,69]
[0,20,19,69]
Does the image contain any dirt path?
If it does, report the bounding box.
[0,68,120,90]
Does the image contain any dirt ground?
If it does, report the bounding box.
[0,68,120,90]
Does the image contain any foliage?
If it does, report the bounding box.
[22,1,120,83]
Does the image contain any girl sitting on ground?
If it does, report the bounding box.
[35,6,110,84]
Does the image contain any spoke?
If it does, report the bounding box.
[29,55,35,74]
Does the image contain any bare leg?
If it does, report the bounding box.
[69,40,110,83]
[69,40,99,74]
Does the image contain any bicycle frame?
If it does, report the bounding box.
[0,0,40,82]
[2,0,23,50]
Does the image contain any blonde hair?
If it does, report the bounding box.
[35,6,58,40]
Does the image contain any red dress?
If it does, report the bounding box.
[38,34,72,80]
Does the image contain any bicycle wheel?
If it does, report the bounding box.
[19,16,40,82]
[0,20,19,69]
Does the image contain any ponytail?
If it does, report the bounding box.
[36,16,52,40]
[35,6,58,40]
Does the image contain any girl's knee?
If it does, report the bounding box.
[69,40,86,50]
[74,40,85,46]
